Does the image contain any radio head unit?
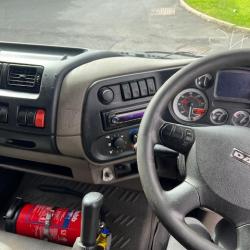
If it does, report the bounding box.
[102,106,146,130]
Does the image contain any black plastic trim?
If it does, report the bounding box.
[0,155,73,177]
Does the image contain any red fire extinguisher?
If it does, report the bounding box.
[4,197,81,246]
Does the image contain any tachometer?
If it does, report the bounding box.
[172,88,208,122]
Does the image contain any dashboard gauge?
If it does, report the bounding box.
[232,111,250,127]
[210,108,228,125]
[195,73,212,89]
[173,88,208,122]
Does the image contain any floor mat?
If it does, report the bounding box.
[10,174,155,250]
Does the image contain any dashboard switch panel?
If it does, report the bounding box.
[17,107,45,128]
[91,128,139,161]
[121,77,157,101]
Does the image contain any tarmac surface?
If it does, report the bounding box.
[0,0,250,55]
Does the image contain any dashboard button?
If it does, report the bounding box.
[113,137,126,150]
[98,87,114,104]
[17,110,27,126]
[35,109,45,128]
[146,78,156,95]
[26,110,36,126]
[121,83,132,100]
[185,129,194,143]
[130,81,140,98]
[138,80,148,97]
[0,105,8,123]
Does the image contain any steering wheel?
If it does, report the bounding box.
[137,49,250,250]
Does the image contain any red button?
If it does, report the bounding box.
[35,109,45,128]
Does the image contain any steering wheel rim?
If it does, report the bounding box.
[137,49,250,250]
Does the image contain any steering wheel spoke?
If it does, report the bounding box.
[164,181,200,218]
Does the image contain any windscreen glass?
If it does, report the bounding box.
[0,1,250,56]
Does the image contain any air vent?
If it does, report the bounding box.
[7,64,43,93]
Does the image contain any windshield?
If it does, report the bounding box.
[1,0,250,56]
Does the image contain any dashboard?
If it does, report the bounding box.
[83,67,250,166]
[0,42,249,186]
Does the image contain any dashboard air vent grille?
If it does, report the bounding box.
[7,64,44,93]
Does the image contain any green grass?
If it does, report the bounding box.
[185,0,250,28]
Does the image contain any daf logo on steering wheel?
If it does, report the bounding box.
[231,148,250,166]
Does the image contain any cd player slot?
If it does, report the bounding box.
[110,109,145,124]
[102,106,146,131]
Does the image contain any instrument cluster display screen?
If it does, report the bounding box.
[215,70,250,101]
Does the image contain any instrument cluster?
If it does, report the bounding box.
[170,69,250,127]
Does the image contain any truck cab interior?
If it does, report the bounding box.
[0,2,250,250]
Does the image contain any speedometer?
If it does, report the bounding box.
[172,88,208,122]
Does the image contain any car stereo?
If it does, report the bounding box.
[215,69,250,102]
[102,107,146,130]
